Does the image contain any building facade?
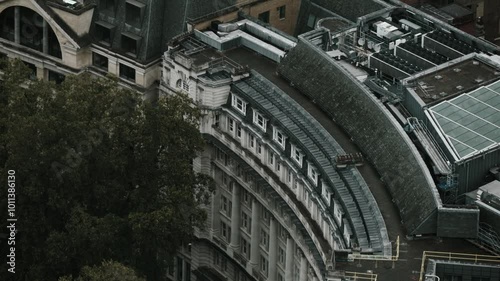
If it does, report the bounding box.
[161,21,391,281]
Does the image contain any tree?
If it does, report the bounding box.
[0,59,214,281]
[59,260,146,281]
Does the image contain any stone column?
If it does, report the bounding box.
[250,199,261,267]
[230,183,241,252]
[299,255,307,281]
[285,237,294,281]
[14,7,20,44]
[268,218,278,281]
[42,19,48,54]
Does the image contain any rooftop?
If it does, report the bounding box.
[427,79,500,161]
[408,57,500,105]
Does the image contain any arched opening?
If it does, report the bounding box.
[0,6,62,59]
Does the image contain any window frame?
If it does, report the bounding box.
[308,162,319,185]
[278,5,286,20]
[291,145,303,167]
[273,127,286,148]
[253,111,267,132]
[228,117,235,133]
[119,63,136,82]
[221,221,231,243]
[260,255,269,277]
[231,94,247,114]
[92,52,109,70]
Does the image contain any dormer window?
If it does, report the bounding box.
[308,162,318,185]
[273,127,286,148]
[95,22,114,45]
[125,0,145,27]
[291,145,303,167]
[253,111,267,132]
[231,94,247,114]
[121,32,141,57]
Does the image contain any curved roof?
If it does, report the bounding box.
[231,71,389,253]
[278,38,441,235]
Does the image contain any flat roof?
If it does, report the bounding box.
[427,79,500,161]
[410,58,500,105]
[479,180,500,199]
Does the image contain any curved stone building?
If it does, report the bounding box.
[161,21,392,281]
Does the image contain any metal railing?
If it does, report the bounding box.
[349,236,400,261]
[344,271,378,281]
[418,251,500,281]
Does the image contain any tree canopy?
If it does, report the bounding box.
[0,59,213,281]
[59,261,145,281]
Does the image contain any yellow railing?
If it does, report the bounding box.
[418,251,500,281]
[344,271,378,281]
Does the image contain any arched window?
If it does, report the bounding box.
[176,79,182,88]
[0,6,62,59]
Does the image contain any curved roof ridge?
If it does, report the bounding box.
[233,71,390,252]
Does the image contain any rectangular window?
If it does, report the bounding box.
[221,221,231,243]
[95,22,113,45]
[260,229,269,251]
[232,94,247,114]
[308,163,318,185]
[214,113,220,128]
[101,0,115,13]
[276,162,281,172]
[260,255,269,277]
[278,247,285,265]
[119,63,135,82]
[242,189,251,205]
[257,142,262,155]
[125,1,144,27]
[278,6,286,20]
[291,145,303,167]
[273,127,286,148]
[176,256,183,281]
[48,70,65,85]
[307,14,316,28]
[258,11,270,23]
[242,211,251,233]
[228,117,235,133]
[241,237,250,259]
[262,209,270,225]
[121,33,140,56]
[268,151,274,166]
[278,273,285,281]
[287,169,293,184]
[92,52,108,70]
[253,111,267,131]
[237,124,242,139]
[185,262,191,281]
[221,195,232,216]
[249,134,255,148]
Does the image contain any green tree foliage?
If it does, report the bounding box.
[59,260,145,281]
[0,59,214,280]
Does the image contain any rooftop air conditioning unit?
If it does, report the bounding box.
[453,68,461,72]
[473,61,480,65]
[434,75,442,80]
[474,78,484,84]
[456,85,464,90]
